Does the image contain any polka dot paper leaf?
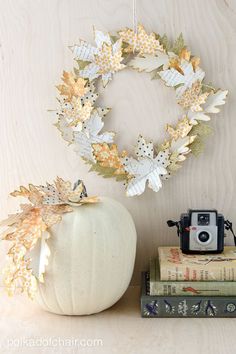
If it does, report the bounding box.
[74,111,115,161]
[70,29,125,87]
[61,99,93,130]
[159,60,205,98]
[54,24,228,197]
[121,136,170,196]
[188,89,228,124]
[119,24,164,55]
[0,178,99,298]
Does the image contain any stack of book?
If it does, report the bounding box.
[141,246,236,317]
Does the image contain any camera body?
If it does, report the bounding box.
[179,209,225,254]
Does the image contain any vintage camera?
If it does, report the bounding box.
[167,209,235,254]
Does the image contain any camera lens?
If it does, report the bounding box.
[198,231,210,243]
[198,213,210,225]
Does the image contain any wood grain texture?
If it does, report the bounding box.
[0,0,236,285]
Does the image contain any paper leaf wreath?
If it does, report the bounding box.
[55,24,228,197]
[0,178,98,298]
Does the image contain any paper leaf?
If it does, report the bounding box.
[69,41,97,62]
[203,90,228,114]
[121,137,170,196]
[190,122,213,137]
[177,81,209,112]
[166,116,193,141]
[119,24,163,56]
[172,33,185,55]
[74,112,115,161]
[72,31,125,86]
[188,90,228,124]
[54,114,74,144]
[56,71,89,101]
[129,53,170,73]
[93,143,127,175]
[159,61,205,98]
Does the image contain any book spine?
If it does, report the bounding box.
[159,263,236,281]
[158,247,236,281]
[150,279,236,296]
[141,273,236,318]
[150,258,236,296]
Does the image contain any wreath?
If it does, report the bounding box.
[54,24,228,197]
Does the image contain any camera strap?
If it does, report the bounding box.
[224,220,236,246]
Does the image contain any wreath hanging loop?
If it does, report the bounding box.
[55,24,228,197]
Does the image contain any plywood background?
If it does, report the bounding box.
[0,0,235,284]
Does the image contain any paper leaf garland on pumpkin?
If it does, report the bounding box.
[0,178,98,298]
[54,24,228,197]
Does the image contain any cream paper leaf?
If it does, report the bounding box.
[129,52,171,73]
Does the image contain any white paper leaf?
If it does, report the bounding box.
[121,136,169,196]
[94,29,112,48]
[129,52,170,73]
[204,90,228,114]
[122,157,167,196]
[69,41,97,61]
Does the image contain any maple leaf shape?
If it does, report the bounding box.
[92,143,127,175]
[177,81,209,112]
[56,71,89,101]
[159,60,205,99]
[121,136,170,196]
[119,24,163,56]
[70,29,125,87]
[166,116,193,141]
[188,90,228,124]
[74,111,115,161]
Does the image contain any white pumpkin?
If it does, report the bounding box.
[35,197,137,315]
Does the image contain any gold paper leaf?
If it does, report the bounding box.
[93,143,127,175]
[56,71,89,101]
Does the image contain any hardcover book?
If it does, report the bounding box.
[158,246,236,281]
[150,258,236,296]
[141,272,236,318]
